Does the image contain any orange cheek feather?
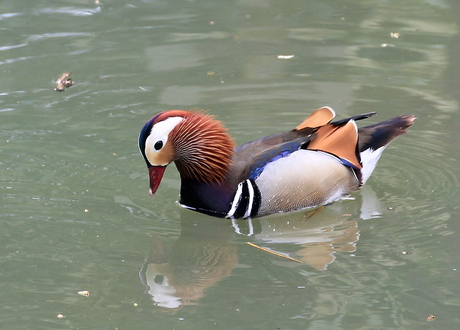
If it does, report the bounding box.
[145,142,174,166]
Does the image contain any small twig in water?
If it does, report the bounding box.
[246,242,303,263]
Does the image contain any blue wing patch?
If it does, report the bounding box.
[338,158,361,171]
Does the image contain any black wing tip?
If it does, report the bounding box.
[331,112,378,126]
[358,114,416,151]
[396,114,417,129]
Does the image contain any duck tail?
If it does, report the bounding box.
[358,115,416,184]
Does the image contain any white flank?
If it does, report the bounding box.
[360,146,387,184]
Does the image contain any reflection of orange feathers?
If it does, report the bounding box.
[253,207,361,271]
[169,240,237,304]
[144,226,238,308]
[297,220,359,270]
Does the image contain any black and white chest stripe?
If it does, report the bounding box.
[226,179,261,219]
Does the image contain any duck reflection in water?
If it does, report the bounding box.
[139,218,237,309]
[139,185,383,308]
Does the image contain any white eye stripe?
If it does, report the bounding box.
[146,116,184,153]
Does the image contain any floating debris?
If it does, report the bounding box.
[57,314,65,319]
[277,55,295,59]
[390,32,401,39]
[427,314,435,322]
[247,242,303,263]
[55,72,73,92]
[402,251,408,255]
[78,290,90,297]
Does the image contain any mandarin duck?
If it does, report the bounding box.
[139,107,415,219]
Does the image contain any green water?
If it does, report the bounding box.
[1,0,460,328]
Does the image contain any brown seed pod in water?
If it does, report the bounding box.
[55,72,72,91]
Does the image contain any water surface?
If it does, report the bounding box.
[1,0,460,329]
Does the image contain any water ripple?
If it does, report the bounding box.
[371,130,459,220]
[38,6,101,17]
[27,32,95,42]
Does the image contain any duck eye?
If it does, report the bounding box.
[154,274,165,285]
[154,140,164,151]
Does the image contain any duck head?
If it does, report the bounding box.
[139,110,235,196]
